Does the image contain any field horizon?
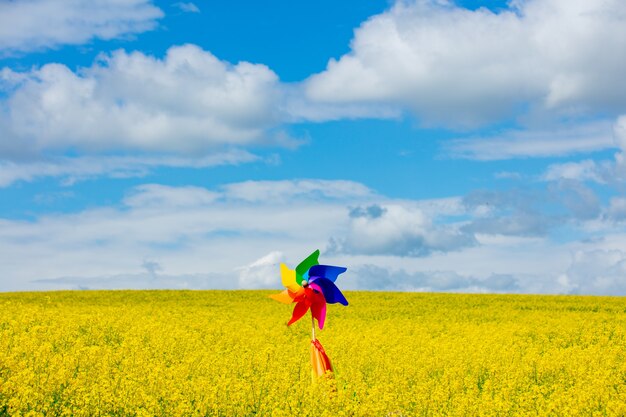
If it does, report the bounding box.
[3,288,624,297]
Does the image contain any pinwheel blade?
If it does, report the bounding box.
[295,250,320,284]
[310,291,327,329]
[287,301,309,326]
[280,263,300,292]
[309,265,347,282]
[269,290,295,304]
[308,281,320,291]
[289,287,305,302]
[310,277,348,306]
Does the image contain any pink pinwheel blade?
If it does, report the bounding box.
[310,291,327,329]
[308,282,323,293]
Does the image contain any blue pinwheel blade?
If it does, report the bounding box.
[311,277,348,306]
[308,265,347,282]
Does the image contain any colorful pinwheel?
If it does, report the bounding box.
[270,249,348,329]
[270,250,348,378]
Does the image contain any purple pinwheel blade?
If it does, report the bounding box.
[308,265,347,282]
[311,277,348,306]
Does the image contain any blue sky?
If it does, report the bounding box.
[1,0,626,294]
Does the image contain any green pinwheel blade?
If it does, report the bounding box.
[295,249,320,285]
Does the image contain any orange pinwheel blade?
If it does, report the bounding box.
[269,290,295,304]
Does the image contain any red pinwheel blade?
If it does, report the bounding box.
[287,301,309,326]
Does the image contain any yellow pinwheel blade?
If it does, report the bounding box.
[281,263,300,292]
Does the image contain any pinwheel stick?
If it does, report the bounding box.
[311,315,316,341]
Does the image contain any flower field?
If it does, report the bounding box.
[1,290,626,416]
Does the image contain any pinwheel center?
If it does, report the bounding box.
[301,280,308,287]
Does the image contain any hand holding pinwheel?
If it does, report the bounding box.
[270,249,348,329]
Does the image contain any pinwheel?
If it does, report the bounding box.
[270,249,348,378]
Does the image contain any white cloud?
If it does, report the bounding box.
[236,251,286,289]
[494,171,523,180]
[461,181,604,238]
[402,196,467,217]
[0,180,369,291]
[542,115,626,183]
[282,84,402,123]
[543,159,605,183]
[462,188,554,236]
[141,258,162,279]
[0,180,473,290]
[543,156,626,185]
[463,215,553,237]
[328,203,476,256]
[32,271,235,291]
[605,198,626,222]
[343,231,626,296]
[124,184,220,208]
[0,150,260,187]
[615,115,626,151]
[126,181,375,211]
[0,0,163,54]
[547,180,600,220]
[305,0,626,125]
[221,179,374,203]
[347,264,519,293]
[561,249,626,295]
[446,120,616,160]
[1,179,626,294]
[330,232,574,294]
[0,45,282,155]
[173,2,200,13]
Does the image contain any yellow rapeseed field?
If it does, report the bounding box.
[1,290,626,416]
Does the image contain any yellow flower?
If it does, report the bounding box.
[0,291,625,415]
